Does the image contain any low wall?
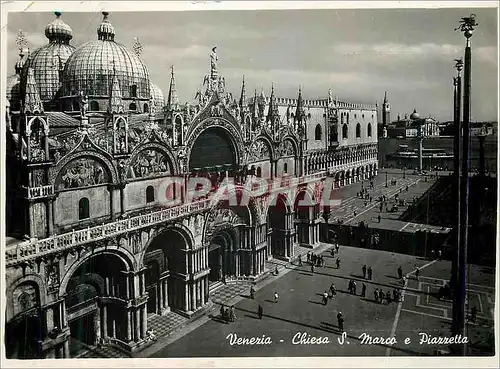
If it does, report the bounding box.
[321,223,451,259]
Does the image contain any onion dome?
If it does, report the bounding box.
[150,82,165,110]
[61,12,150,104]
[410,108,420,120]
[21,12,75,102]
[45,11,73,44]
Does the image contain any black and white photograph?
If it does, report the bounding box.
[1,1,498,366]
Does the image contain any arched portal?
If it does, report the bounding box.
[208,228,237,283]
[189,127,237,171]
[294,190,319,246]
[267,194,292,259]
[5,282,42,359]
[143,228,190,314]
[64,252,130,353]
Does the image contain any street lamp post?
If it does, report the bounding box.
[454,14,477,356]
[450,58,463,303]
[385,170,388,187]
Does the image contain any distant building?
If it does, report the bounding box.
[386,110,439,138]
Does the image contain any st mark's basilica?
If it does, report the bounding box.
[4,12,379,358]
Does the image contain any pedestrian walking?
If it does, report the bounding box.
[469,306,477,324]
[393,289,399,302]
[348,280,353,294]
[274,292,279,303]
[367,266,372,280]
[250,286,255,299]
[438,250,442,260]
[374,288,379,303]
[361,283,366,297]
[415,267,420,281]
[378,214,381,223]
[330,283,336,297]
[298,254,303,266]
[337,312,344,333]
[311,264,315,274]
[258,304,263,319]
[336,257,341,269]
[307,252,311,263]
[330,247,335,256]
[323,291,329,305]
[380,290,386,304]
[397,266,403,279]
[352,281,357,295]
[386,291,392,304]
[362,264,367,279]
[336,244,340,253]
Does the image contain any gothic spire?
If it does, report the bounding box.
[23,68,44,114]
[328,88,333,105]
[108,64,124,114]
[167,65,179,111]
[267,83,279,123]
[239,75,247,108]
[295,85,305,121]
[383,90,388,103]
[252,89,259,118]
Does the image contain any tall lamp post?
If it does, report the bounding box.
[450,58,463,300]
[385,170,388,187]
[454,14,477,356]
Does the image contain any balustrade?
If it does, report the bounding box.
[6,172,331,266]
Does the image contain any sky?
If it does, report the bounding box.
[5,5,498,122]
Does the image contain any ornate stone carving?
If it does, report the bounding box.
[210,103,224,117]
[279,140,295,157]
[128,149,170,179]
[247,139,270,162]
[45,261,60,292]
[58,157,109,190]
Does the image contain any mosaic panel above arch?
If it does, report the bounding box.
[127,148,172,179]
[247,138,272,163]
[56,156,111,190]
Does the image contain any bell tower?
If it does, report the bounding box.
[382,91,391,126]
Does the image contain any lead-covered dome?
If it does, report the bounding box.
[21,12,75,102]
[150,82,165,110]
[61,12,150,101]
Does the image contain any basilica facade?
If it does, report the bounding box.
[4,12,378,358]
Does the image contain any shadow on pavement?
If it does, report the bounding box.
[232,305,424,356]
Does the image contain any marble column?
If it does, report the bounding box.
[101,305,108,338]
[126,310,132,342]
[134,308,140,341]
[200,278,205,305]
[157,282,163,314]
[141,305,147,339]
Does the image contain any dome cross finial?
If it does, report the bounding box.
[16,29,28,54]
[133,37,143,57]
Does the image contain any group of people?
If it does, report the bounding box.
[306,252,326,267]
[374,288,401,304]
[361,264,373,280]
[219,304,237,323]
[347,279,367,297]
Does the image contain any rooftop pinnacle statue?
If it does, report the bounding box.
[210,46,218,78]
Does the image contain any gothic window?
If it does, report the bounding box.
[146,186,155,203]
[90,101,99,111]
[143,103,149,113]
[256,167,262,178]
[283,162,288,174]
[347,113,350,124]
[356,123,361,138]
[129,103,137,111]
[79,198,90,220]
[315,124,322,140]
[354,114,357,119]
[342,124,348,139]
[130,85,137,98]
[367,123,372,137]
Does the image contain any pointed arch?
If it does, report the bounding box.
[356,123,361,138]
[315,124,322,140]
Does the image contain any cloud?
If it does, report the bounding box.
[331,42,497,64]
